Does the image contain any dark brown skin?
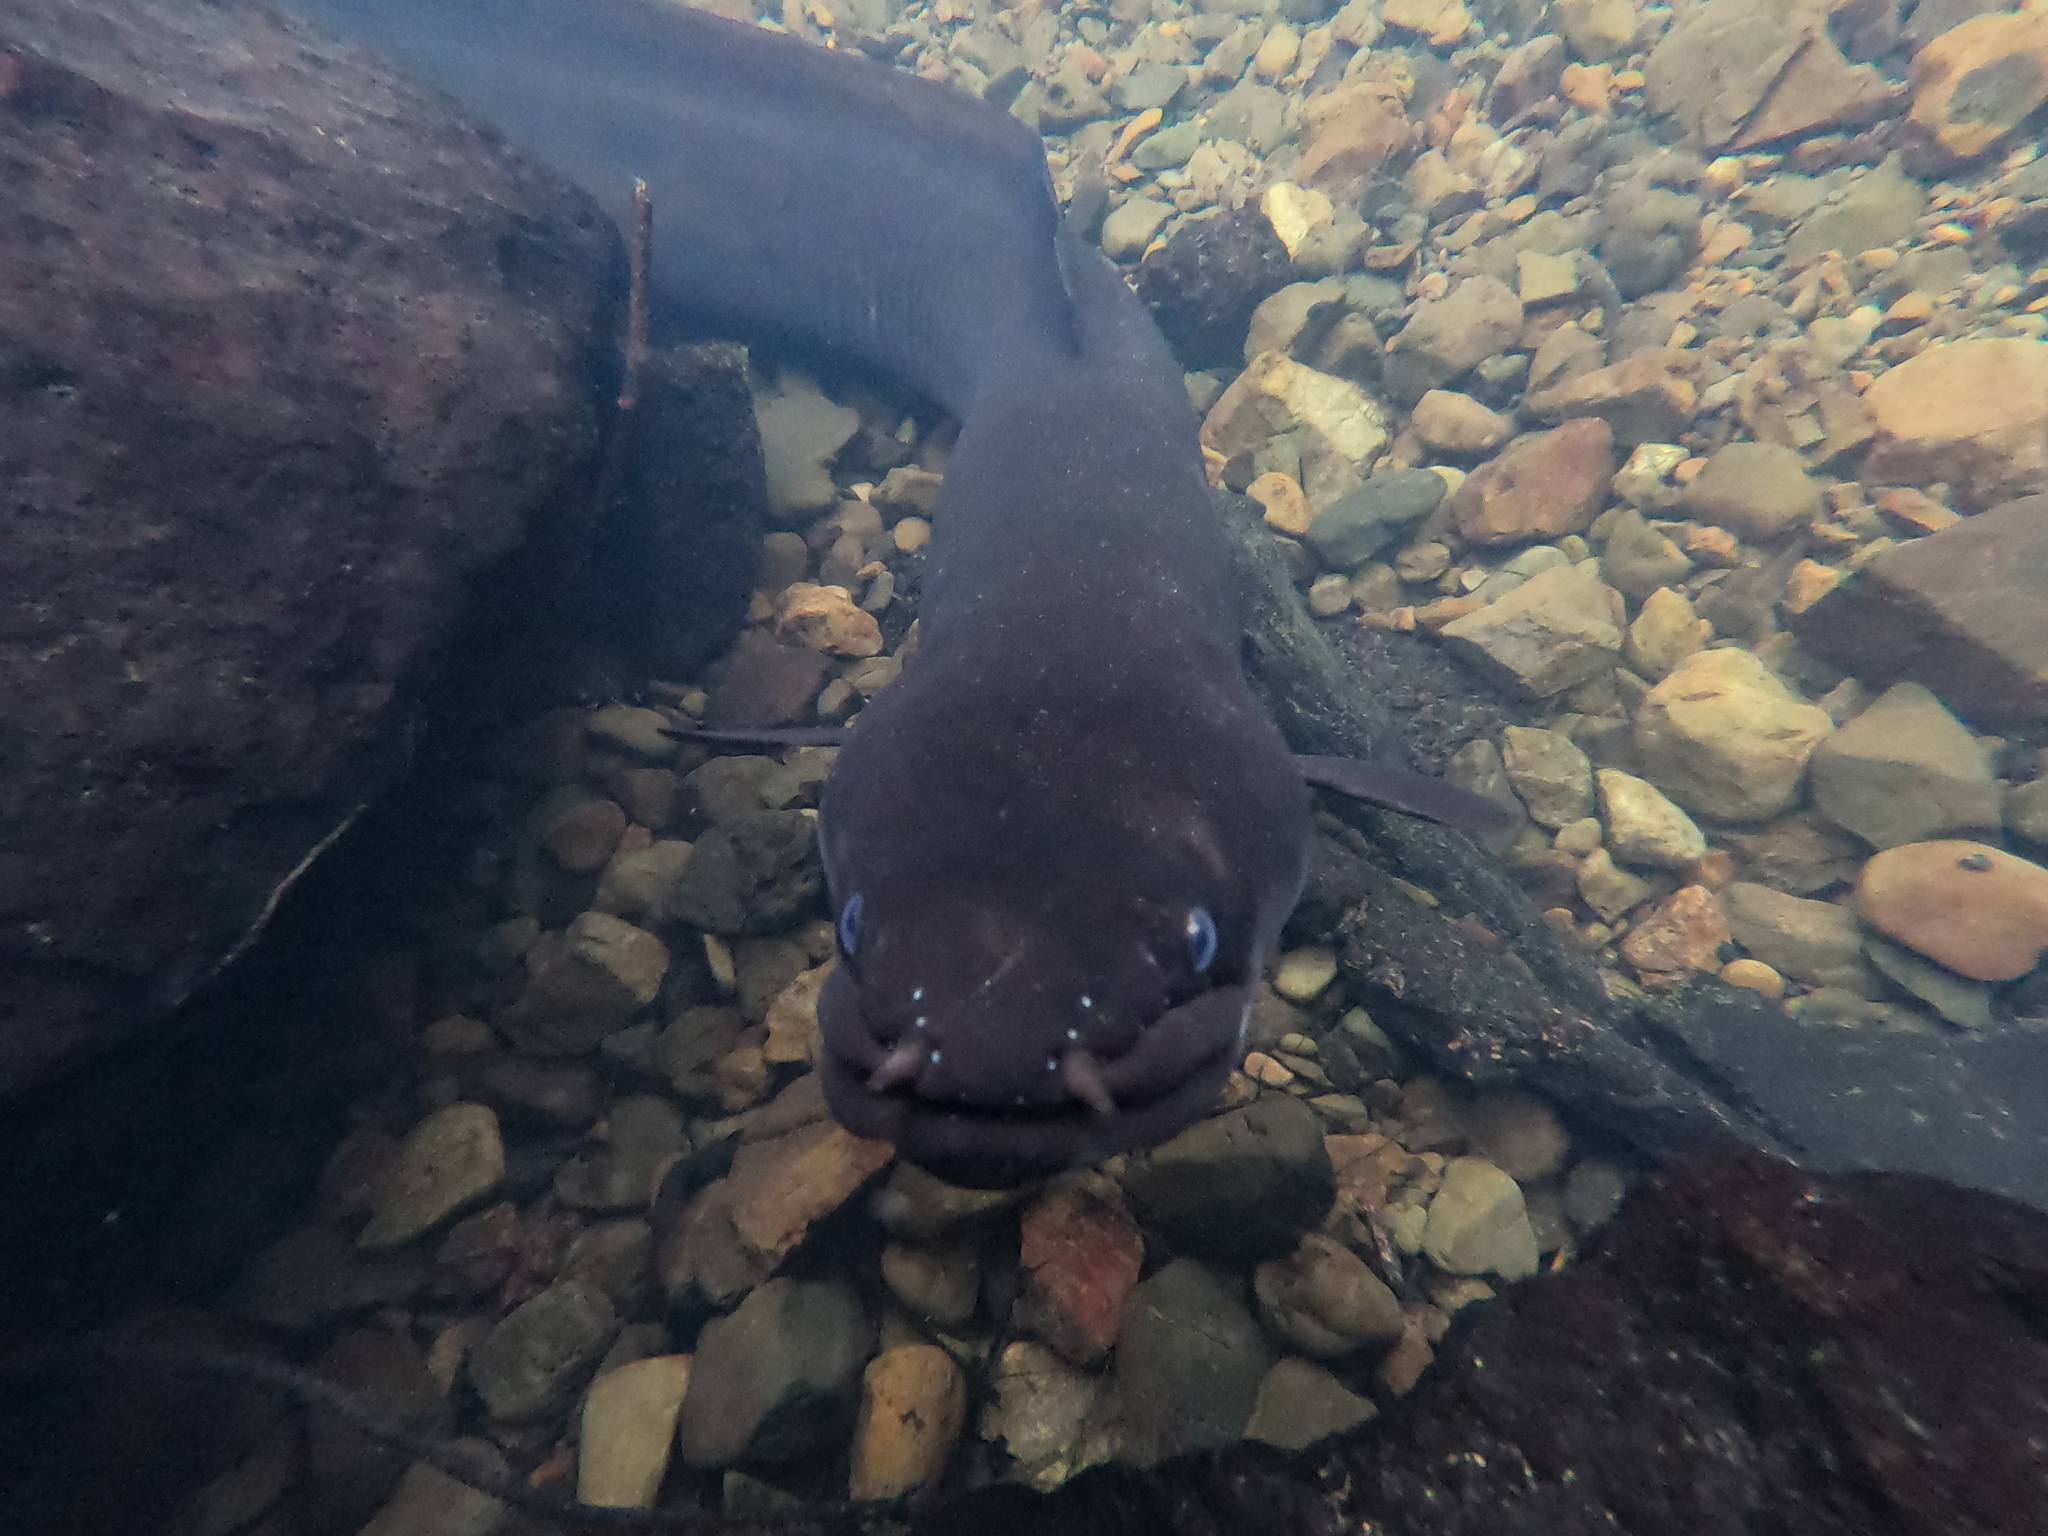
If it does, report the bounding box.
[292,0,1484,1187]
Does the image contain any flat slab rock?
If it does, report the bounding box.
[1792,494,2048,729]
[928,1146,2048,1536]
[0,0,617,1089]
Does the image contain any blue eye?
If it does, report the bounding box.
[1185,907,1217,974]
[837,893,864,957]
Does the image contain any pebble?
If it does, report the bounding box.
[1109,1257,1273,1467]
[1385,275,1522,400]
[1202,353,1390,507]
[1791,495,2048,729]
[1247,471,1315,538]
[1577,847,1652,922]
[1294,79,1413,204]
[1634,648,1834,822]
[499,912,670,1055]
[725,1112,897,1274]
[676,1277,872,1468]
[880,1239,980,1329]
[1624,586,1712,681]
[1304,469,1448,567]
[1500,726,1595,829]
[776,581,883,657]
[1101,197,1174,260]
[1598,507,1692,602]
[1119,1094,1335,1265]
[358,1103,505,1251]
[1680,441,1822,542]
[2009,778,2048,846]
[1597,768,1706,869]
[1463,1092,1570,1182]
[1410,389,1510,455]
[539,796,629,875]
[1856,840,2048,981]
[1554,816,1603,856]
[1251,1233,1404,1356]
[1909,7,2048,161]
[1422,1158,1540,1279]
[1722,882,1875,993]
[1272,945,1338,1001]
[554,1094,685,1212]
[756,378,859,521]
[1809,682,2000,849]
[1242,1358,1377,1450]
[1860,338,2048,506]
[665,810,822,935]
[1620,885,1731,978]
[1451,419,1617,547]
[1015,1180,1145,1365]
[1551,0,1636,59]
[1529,355,1696,449]
[593,839,693,923]
[1719,957,1785,998]
[1439,561,1626,699]
[1243,279,1347,362]
[578,1355,692,1509]
[848,1345,967,1501]
[1563,1159,1628,1230]
[1786,156,1924,265]
[1381,0,1471,48]
[469,1278,618,1421]
[981,1341,1101,1492]
[1865,937,1994,1030]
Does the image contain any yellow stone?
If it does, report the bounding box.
[578,1356,693,1509]
[1780,558,1840,615]
[1719,958,1784,999]
[1248,471,1316,536]
[848,1345,966,1501]
[1261,181,1335,258]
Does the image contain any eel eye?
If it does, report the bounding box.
[1184,907,1218,974]
[837,893,864,958]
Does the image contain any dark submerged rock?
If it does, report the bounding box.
[1135,205,1294,371]
[0,0,619,1092]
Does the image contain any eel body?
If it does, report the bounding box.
[289,0,1448,1186]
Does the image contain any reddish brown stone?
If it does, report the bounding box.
[1014,1181,1145,1365]
[1620,885,1731,980]
[705,628,832,730]
[1296,82,1413,203]
[1452,419,1616,547]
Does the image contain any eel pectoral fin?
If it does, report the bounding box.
[1295,754,1520,832]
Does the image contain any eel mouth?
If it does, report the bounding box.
[817,1012,1242,1190]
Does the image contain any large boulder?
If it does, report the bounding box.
[0,0,620,1090]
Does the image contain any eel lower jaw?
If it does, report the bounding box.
[817,1033,1239,1191]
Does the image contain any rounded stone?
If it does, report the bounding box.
[1422,1157,1540,1279]
[1634,648,1833,822]
[1856,840,2048,981]
[1719,957,1785,998]
[848,1344,966,1501]
[357,1103,505,1251]
[1680,441,1821,541]
[578,1355,692,1509]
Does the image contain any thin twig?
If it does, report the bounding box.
[619,177,653,412]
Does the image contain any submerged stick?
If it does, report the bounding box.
[619,177,653,412]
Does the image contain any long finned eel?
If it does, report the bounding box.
[288,0,1499,1188]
